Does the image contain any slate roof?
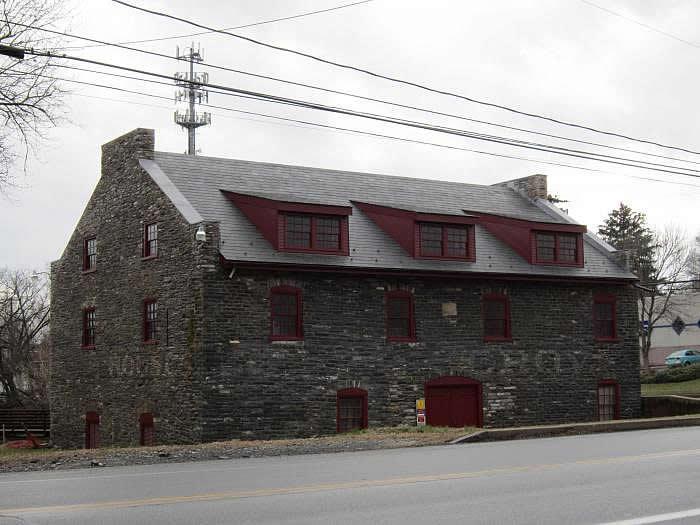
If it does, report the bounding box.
[140,151,635,281]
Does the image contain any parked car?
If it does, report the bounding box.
[665,349,700,367]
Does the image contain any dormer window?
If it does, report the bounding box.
[283,214,341,252]
[419,223,472,259]
[534,231,582,265]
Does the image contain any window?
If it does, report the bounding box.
[593,295,617,341]
[143,300,158,343]
[386,290,416,342]
[283,214,341,252]
[482,294,511,341]
[85,411,100,449]
[337,388,368,433]
[534,231,581,265]
[597,380,620,421]
[418,223,472,259]
[83,237,96,271]
[143,223,158,257]
[139,413,154,446]
[270,286,302,340]
[82,308,96,348]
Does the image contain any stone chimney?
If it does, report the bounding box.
[494,174,548,200]
[101,128,155,178]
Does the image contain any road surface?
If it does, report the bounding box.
[2,426,700,524]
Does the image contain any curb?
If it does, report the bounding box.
[450,414,700,444]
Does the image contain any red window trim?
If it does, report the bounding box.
[416,222,476,261]
[143,298,159,344]
[82,236,97,272]
[597,379,621,420]
[280,213,348,255]
[142,222,158,259]
[385,290,416,342]
[593,293,618,342]
[139,412,155,446]
[532,230,584,267]
[269,285,303,341]
[482,293,512,342]
[82,307,96,349]
[336,387,368,433]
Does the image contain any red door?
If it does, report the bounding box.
[425,377,482,427]
[85,411,100,449]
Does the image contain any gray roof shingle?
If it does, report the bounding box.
[141,152,635,281]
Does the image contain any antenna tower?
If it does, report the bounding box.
[174,43,211,155]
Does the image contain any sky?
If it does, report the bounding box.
[2,0,700,271]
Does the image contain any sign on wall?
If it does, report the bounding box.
[416,398,426,426]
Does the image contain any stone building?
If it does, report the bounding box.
[50,128,639,448]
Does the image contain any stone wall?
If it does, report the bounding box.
[49,129,215,448]
[200,269,640,440]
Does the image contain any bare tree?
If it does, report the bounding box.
[0,0,68,192]
[0,269,50,407]
[639,227,694,371]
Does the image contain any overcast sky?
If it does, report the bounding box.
[2,0,699,271]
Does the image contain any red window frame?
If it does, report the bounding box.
[270,286,303,341]
[82,307,96,349]
[593,294,618,341]
[143,223,158,258]
[143,299,158,344]
[336,388,368,433]
[417,222,475,261]
[386,290,416,342]
[281,213,345,254]
[597,379,620,420]
[482,293,512,342]
[533,231,583,266]
[83,237,97,271]
[139,413,154,446]
[85,411,100,449]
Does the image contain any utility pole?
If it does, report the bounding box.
[174,43,211,155]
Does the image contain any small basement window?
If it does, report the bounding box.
[82,307,96,348]
[534,231,582,265]
[483,293,511,341]
[83,237,96,271]
[143,300,158,343]
[282,214,342,253]
[143,223,158,258]
[337,388,368,433]
[270,286,303,340]
[593,295,617,341]
[386,290,416,342]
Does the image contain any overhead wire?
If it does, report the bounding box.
[12,20,700,168]
[111,0,700,156]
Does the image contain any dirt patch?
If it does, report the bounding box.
[0,427,473,473]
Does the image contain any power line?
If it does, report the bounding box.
[31,69,700,190]
[13,46,700,180]
[61,0,374,50]
[12,20,700,168]
[111,0,700,156]
[579,0,700,49]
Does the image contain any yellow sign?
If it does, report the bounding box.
[416,398,425,410]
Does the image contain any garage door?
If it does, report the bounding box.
[425,376,481,427]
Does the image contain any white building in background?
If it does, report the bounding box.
[647,292,700,367]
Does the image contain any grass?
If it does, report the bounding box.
[641,378,700,397]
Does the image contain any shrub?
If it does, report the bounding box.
[642,363,700,384]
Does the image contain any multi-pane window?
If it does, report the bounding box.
[598,381,619,421]
[535,231,581,264]
[143,300,158,343]
[337,389,368,433]
[483,294,511,341]
[593,295,616,340]
[82,308,96,348]
[144,223,158,257]
[270,287,302,340]
[386,291,415,341]
[83,237,96,271]
[419,223,471,259]
[283,214,341,252]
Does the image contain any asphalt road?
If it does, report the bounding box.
[2,427,700,525]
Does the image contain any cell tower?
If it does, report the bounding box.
[174,43,211,155]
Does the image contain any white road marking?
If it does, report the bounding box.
[600,508,700,524]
